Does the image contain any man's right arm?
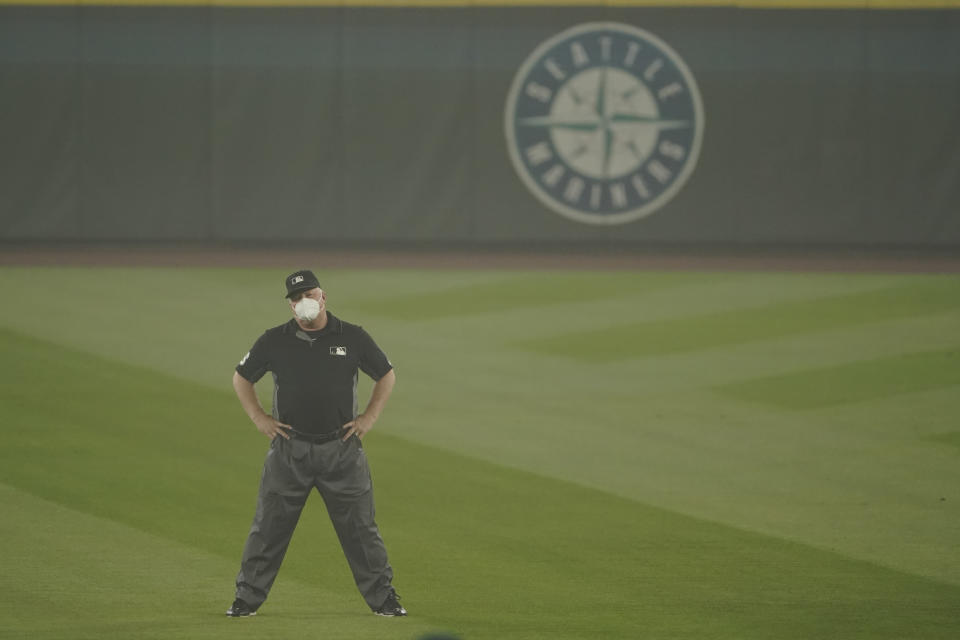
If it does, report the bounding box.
[232,371,292,440]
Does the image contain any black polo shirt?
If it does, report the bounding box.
[236,312,393,435]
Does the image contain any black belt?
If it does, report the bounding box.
[289,428,347,444]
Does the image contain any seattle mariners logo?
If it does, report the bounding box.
[505,23,704,225]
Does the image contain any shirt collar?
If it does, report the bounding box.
[284,312,341,336]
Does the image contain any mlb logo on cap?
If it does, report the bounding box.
[284,270,321,298]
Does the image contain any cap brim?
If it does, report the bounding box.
[285,286,315,299]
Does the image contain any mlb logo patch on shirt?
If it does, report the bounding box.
[330,346,347,357]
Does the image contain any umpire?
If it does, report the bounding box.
[226,269,406,618]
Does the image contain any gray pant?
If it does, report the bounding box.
[234,435,394,611]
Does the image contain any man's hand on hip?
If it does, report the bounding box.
[254,414,292,440]
[342,413,375,441]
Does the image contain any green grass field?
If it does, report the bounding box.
[1,265,958,639]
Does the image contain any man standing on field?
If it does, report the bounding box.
[226,269,406,618]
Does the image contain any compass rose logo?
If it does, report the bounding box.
[505,23,704,225]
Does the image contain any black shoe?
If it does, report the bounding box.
[373,590,407,617]
[226,598,257,617]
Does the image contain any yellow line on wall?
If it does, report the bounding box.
[1,0,957,8]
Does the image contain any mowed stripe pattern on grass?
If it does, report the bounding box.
[1,327,959,640]
[514,278,960,361]
[349,270,960,588]
[718,347,960,409]
[348,270,960,576]
[1,266,959,639]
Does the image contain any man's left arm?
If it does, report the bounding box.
[343,368,396,441]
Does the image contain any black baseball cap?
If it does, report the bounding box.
[284,270,321,298]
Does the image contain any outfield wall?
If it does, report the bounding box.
[1,2,958,248]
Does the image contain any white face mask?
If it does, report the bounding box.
[294,297,321,323]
